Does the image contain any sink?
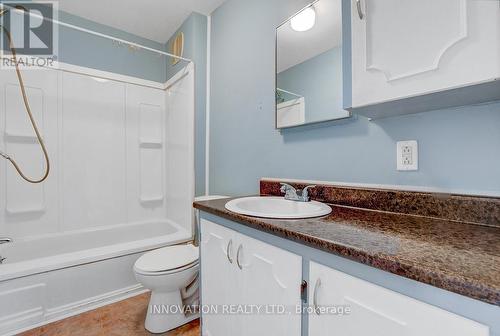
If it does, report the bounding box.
[225,196,332,219]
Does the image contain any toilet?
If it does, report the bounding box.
[134,244,199,333]
[134,195,228,333]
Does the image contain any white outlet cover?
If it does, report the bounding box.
[397,140,418,171]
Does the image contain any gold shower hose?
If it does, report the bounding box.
[0,25,50,183]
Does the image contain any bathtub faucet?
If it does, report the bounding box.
[0,238,12,264]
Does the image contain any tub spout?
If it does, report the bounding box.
[0,237,13,244]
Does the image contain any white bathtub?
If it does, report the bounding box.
[0,220,192,335]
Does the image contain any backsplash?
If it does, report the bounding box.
[260,179,500,227]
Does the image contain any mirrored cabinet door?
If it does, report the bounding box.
[276,0,350,129]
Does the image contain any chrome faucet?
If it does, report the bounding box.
[280,183,316,202]
[0,237,13,264]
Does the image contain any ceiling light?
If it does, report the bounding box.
[290,7,316,32]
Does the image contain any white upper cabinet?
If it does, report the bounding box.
[348,0,500,117]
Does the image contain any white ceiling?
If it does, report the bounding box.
[277,0,342,73]
[55,0,227,43]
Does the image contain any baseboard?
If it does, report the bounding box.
[7,285,148,336]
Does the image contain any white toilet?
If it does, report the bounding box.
[134,195,228,333]
[134,244,199,333]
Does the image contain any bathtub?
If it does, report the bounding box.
[0,220,192,335]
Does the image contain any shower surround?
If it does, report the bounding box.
[0,62,195,335]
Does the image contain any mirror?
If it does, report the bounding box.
[276,0,349,129]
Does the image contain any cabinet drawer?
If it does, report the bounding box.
[309,261,489,336]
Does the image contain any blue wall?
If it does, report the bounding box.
[57,10,167,83]
[209,0,500,197]
[0,1,168,82]
[277,47,344,123]
[165,13,208,196]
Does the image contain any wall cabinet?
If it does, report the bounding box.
[347,0,500,118]
[308,261,489,336]
[200,219,302,336]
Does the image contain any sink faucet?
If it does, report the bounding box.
[280,183,316,202]
[0,237,13,264]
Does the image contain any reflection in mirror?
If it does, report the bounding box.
[276,0,350,129]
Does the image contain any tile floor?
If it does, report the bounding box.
[19,292,200,336]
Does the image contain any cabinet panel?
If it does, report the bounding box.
[308,261,489,336]
[200,219,238,336]
[200,219,302,336]
[351,0,500,108]
[235,231,302,336]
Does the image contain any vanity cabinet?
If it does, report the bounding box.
[198,216,494,335]
[347,0,500,117]
[308,261,489,336]
[200,219,302,336]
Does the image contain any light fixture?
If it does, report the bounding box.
[290,7,316,32]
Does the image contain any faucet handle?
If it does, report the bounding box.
[280,183,296,194]
[301,185,317,200]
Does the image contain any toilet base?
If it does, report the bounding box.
[145,289,199,333]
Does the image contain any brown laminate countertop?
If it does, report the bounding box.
[194,197,500,306]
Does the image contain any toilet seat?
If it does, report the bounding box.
[134,244,199,275]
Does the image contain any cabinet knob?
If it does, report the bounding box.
[226,239,233,264]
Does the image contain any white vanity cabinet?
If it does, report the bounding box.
[200,219,302,336]
[348,0,500,117]
[308,261,489,336]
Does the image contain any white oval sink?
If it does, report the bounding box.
[225,196,332,219]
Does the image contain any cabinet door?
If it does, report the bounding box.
[350,0,500,108]
[200,219,239,336]
[308,262,489,336]
[235,231,302,336]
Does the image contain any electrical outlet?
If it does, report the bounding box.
[397,140,418,171]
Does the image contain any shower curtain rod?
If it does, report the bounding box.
[276,88,302,98]
[3,5,193,63]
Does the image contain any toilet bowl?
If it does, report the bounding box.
[134,244,199,333]
[134,195,228,333]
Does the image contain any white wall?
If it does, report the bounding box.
[0,65,194,239]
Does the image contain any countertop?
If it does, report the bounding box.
[194,197,500,306]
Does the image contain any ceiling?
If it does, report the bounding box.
[277,0,342,73]
[54,0,227,43]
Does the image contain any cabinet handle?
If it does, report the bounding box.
[313,278,321,315]
[236,244,243,270]
[226,240,233,264]
[356,0,364,20]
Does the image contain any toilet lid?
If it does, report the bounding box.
[134,244,198,273]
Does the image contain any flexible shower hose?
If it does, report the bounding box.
[0,25,50,183]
